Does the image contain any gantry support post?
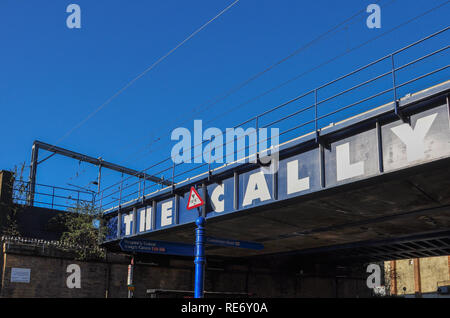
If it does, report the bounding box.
[27,143,39,206]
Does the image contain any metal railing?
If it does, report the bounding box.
[97,27,450,212]
[13,180,95,210]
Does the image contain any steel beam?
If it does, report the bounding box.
[27,140,172,205]
[34,140,172,185]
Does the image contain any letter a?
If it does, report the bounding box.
[171,127,191,163]
[66,264,81,288]
[66,4,81,29]
[366,4,381,29]
[242,171,271,206]
[366,264,381,289]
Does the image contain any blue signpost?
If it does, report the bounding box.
[119,219,264,299]
[194,217,206,298]
[193,218,264,298]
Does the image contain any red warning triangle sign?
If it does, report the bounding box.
[187,186,204,210]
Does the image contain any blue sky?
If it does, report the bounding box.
[0,0,449,207]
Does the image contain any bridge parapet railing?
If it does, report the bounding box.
[97,27,450,213]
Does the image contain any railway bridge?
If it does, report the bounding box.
[102,80,450,265]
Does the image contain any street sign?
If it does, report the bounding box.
[119,238,194,257]
[187,186,204,210]
[205,236,264,250]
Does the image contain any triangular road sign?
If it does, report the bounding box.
[187,186,204,210]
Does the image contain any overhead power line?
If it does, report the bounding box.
[100,0,449,194]
[38,0,241,165]
[118,0,390,162]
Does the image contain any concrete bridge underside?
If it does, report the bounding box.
[117,156,450,259]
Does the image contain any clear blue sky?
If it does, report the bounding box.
[0,0,449,204]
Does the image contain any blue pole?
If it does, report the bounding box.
[194,216,206,298]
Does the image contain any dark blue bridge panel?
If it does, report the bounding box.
[103,82,450,246]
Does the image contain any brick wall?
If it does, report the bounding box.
[384,256,450,296]
[1,253,111,297]
[0,240,371,298]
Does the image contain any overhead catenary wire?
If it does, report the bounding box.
[119,0,445,170]
[42,0,381,193]
[119,0,391,162]
[99,2,450,200]
[37,0,241,165]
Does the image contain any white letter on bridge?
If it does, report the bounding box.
[211,184,224,212]
[66,264,81,289]
[287,160,310,194]
[161,201,173,227]
[242,171,271,206]
[390,113,437,162]
[336,142,364,181]
[123,213,133,235]
[139,206,152,232]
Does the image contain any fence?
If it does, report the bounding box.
[12,180,95,211]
